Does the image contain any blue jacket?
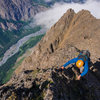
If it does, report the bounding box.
[63,57,89,77]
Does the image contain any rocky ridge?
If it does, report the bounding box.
[0,0,46,30]
[0,9,100,100]
[0,0,46,21]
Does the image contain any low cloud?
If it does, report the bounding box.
[34,0,100,29]
[44,0,52,3]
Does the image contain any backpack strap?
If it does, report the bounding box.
[78,54,87,62]
[78,50,90,61]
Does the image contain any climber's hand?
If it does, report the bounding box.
[61,66,64,70]
[77,75,81,80]
[55,66,64,72]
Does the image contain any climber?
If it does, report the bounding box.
[61,50,90,80]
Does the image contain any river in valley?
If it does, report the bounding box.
[0,28,46,66]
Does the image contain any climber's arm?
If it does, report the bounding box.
[80,60,88,77]
[63,57,78,68]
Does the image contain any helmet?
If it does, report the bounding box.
[76,60,84,68]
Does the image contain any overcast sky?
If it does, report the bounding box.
[34,0,100,29]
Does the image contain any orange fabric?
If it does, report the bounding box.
[76,60,84,68]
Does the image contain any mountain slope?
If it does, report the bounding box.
[0,0,47,58]
[0,9,100,100]
[0,0,47,31]
[0,0,46,21]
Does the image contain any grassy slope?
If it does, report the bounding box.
[32,0,61,7]
[0,34,44,85]
[0,1,46,85]
[0,16,42,57]
[0,17,25,48]
[0,0,53,85]
[0,24,41,58]
[0,0,53,58]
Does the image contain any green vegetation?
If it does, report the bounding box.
[32,69,40,78]
[14,57,25,68]
[3,57,25,84]
[0,16,41,58]
[0,34,44,85]
[32,0,59,7]
[19,34,44,57]
[32,0,72,8]
[8,92,17,100]
[33,0,50,7]
[34,91,45,100]
[0,25,41,58]
[0,17,25,24]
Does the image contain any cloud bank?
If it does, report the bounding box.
[44,0,52,2]
[34,0,100,29]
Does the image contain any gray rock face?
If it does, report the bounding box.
[0,22,19,30]
[0,0,46,30]
[0,0,46,21]
[0,62,99,100]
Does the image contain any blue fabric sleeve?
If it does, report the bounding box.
[81,60,88,76]
[63,57,78,67]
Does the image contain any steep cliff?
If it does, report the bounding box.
[0,0,47,31]
[0,0,46,21]
[0,9,100,100]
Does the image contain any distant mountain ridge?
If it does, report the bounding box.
[0,0,47,58]
[0,0,47,30]
[0,0,46,21]
[0,0,86,22]
[0,0,86,57]
[33,0,86,6]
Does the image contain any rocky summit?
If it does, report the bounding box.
[0,9,100,100]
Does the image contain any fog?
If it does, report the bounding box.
[34,0,100,29]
